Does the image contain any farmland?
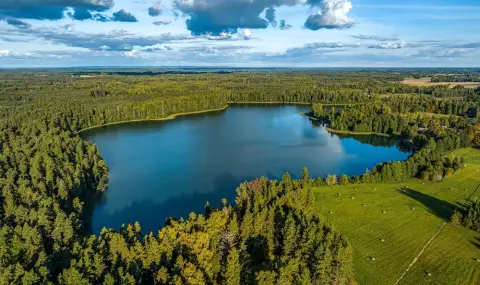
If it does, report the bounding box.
[403,78,480,89]
[313,148,480,285]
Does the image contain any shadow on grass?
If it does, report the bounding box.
[397,187,457,220]
[470,237,480,251]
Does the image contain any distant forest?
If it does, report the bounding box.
[0,69,479,284]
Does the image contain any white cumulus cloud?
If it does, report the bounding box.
[305,0,353,30]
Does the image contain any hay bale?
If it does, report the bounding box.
[411,207,415,210]
[329,211,333,214]
[427,272,432,277]
[382,210,386,214]
[370,256,375,261]
[476,258,480,263]
[363,204,367,207]
[380,238,385,242]
[351,197,355,199]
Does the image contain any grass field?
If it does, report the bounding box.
[313,148,480,285]
[402,78,480,89]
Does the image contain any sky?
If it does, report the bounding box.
[0,0,479,67]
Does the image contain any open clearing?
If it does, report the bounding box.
[402,78,480,89]
[313,148,480,285]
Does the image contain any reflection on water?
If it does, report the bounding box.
[82,105,411,234]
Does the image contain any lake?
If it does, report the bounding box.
[82,104,411,234]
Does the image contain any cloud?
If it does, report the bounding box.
[148,7,162,17]
[206,32,232,40]
[173,0,307,35]
[0,49,40,58]
[63,24,75,32]
[414,48,473,59]
[0,50,14,57]
[5,18,31,29]
[205,30,254,40]
[273,41,359,58]
[118,44,252,62]
[3,25,194,51]
[0,0,114,21]
[368,41,408,49]
[354,4,480,11]
[304,0,353,30]
[240,29,252,39]
[68,8,94,20]
[451,42,480,49]
[153,19,172,25]
[180,45,251,58]
[443,48,467,57]
[279,20,292,30]
[265,7,277,27]
[112,9,138,22]
[351,35,400,41]
[0,35,31,42]
[305,42,360,48]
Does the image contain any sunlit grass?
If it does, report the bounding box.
[313,148,480,285]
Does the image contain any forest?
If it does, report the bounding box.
[0,69,479,284]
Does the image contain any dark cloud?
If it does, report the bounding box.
[174,0,301,35]
[112,9,138,22]
[67,9,110,21]
[304,0,354,30]
[5,18,31,29]
[265,7,277,27]
[279,19,291,30]
[185,12,267,35]
[0,0,114,20]
[69,8,93,21]
[306,0,322,5]
[148,7,162,17]
[351,35,400,41]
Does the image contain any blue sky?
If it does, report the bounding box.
[0,0,479,67]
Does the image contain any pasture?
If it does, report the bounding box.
[402,78,480,89]
[313,148,480,285]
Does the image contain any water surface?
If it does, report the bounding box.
[82,105,410,234]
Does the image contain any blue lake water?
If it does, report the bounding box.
[82,105,410,234]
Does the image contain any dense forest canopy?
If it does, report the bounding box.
[0,69,479,284]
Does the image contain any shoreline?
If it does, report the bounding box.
[77,102,358,134]
[298,112,393,137]
[230,101,312,105]
[77,105,228,134]
[230,102,352,106]
[77,102,321,134]
[326,127,392,137]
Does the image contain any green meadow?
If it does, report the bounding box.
[313,148,480,285]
